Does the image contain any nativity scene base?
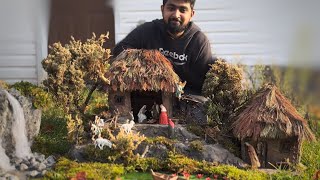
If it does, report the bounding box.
[85,50,315,172]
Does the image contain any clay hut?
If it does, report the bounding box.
[105,49,181,121]
[232,84,315,168]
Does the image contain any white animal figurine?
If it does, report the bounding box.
[91,123,102,140]
[94,137,113,150]
[121,119,135,134]
[95,115,105,127]
[138,105,147,123]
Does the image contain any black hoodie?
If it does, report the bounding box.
[113,19,216,95]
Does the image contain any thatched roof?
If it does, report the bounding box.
[232,84,315,141]
[106,49,181,92]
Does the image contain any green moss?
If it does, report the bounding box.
[189,140,204,152]
[45,157,124,180]
[186,125,205,138]
[166,152,201,174]
[10,81,54,110]
[145,136,175,149]
[134,157,163,172]
[202,165,268,180]
[270,170,300,180]
[300,141,320,179]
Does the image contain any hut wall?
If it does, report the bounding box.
[108,91,132,120]
[162,92,173,117]
[241,138,299,168]
[266,138,299,167]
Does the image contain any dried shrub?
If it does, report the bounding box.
[42,33,111,144]
[0,80,9,89]
[108,128,146,164]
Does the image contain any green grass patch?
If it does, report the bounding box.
[31,108,71,156]
[121,172,152,180]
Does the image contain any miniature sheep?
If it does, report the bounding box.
[95,115,105,127]
[91,123,102,140]
[94,137,112,150]
[121,119,135,134]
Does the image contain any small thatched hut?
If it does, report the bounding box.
[105,49,181,121]
[232,84,315,168]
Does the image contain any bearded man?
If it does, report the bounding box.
[113,0,216,95]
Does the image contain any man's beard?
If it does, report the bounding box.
[166,18,187,34]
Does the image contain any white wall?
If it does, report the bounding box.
[0,0,50,84]
[114,0,320,67]
[35,0,51,84]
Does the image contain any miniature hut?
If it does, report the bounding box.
[232,84,315,168]
[105,49,181,121]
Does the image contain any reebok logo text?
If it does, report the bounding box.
[159,48,187,65]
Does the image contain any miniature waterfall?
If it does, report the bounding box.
[0,139,13,171]
[4,90,32,159]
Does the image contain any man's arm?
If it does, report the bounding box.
[189,39,216,94]
[198,40,216,93]
[113,25,144,57]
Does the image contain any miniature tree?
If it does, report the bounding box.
[202,59,245,127]
[42,33,111,144]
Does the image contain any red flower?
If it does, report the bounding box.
[75,171,86,180]
[213,174,219,179]
[197,174,204,179]
[182,171,190,179]
[205,177,211,180]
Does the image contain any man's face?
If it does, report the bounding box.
[161,0,195,36]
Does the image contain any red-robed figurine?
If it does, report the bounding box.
[159,104,168,125]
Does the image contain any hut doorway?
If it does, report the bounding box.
[131,91,162,121]
[257,141,268,167]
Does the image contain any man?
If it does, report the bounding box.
[113,0,216,95]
